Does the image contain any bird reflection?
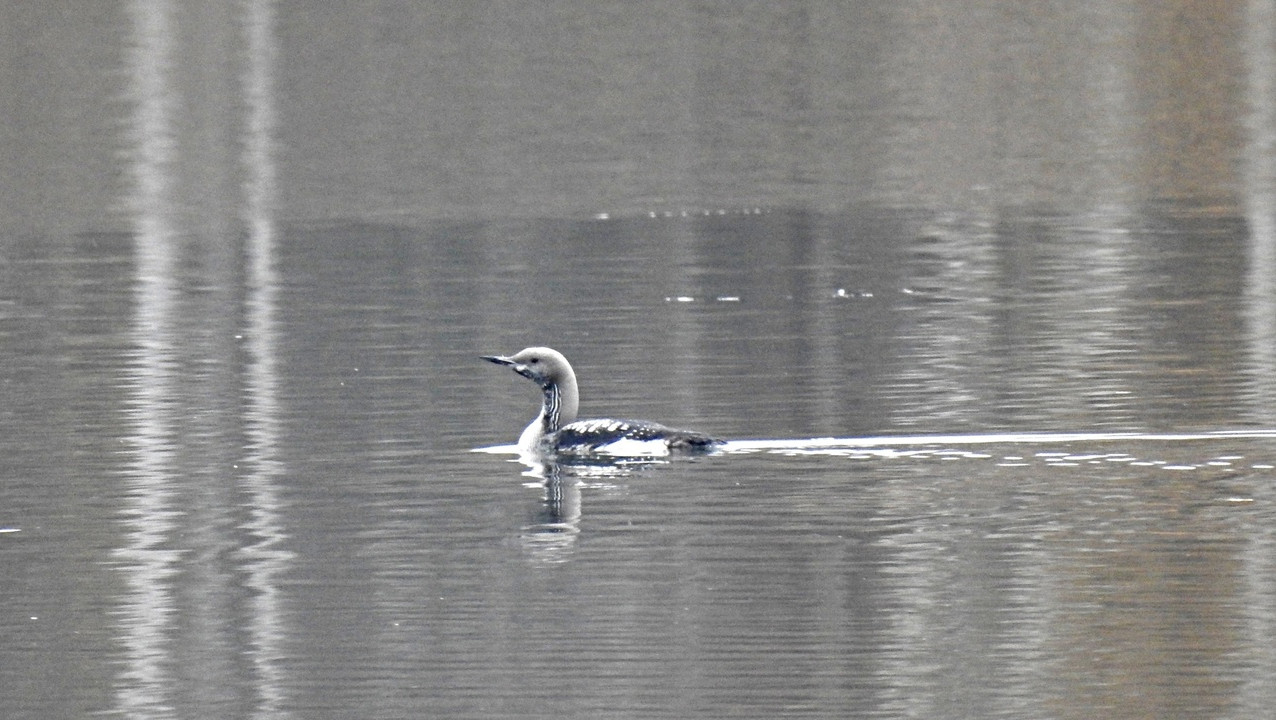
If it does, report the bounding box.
[512,454,663,563]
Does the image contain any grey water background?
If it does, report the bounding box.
[5,2,1276,718]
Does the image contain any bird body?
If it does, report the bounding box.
[482,347,720,458]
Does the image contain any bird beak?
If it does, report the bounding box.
[483,354,535,380]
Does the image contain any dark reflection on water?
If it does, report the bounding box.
[5,1,1276,719]
[10,210,1276,717]
[3,219,1276,719]
[888,212,1260,432]
[9,206,1276,714]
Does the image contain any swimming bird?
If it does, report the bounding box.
[482,346,721,458]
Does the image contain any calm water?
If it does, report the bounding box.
[4,2,1276,719]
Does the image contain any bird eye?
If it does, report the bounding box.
[529,358,539,364]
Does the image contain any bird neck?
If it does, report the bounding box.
[539,378,578,434]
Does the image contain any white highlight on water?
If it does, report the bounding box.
[475,430,1276,471]
[719,429,1276,452]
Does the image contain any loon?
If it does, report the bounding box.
[482,346,721,458]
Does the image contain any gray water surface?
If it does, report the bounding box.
[4,2,1276,719]
[5,215,1276,719]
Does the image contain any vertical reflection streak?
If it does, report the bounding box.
[114,2,180,718]
[239,0,293,716]
[1240,1,1276,714]
[521,468,583,564]
[1244,0,1276,414]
